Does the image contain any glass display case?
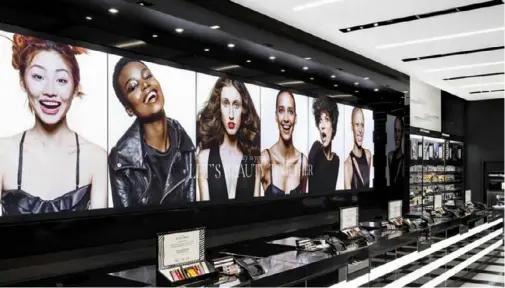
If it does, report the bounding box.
[486,171,504,209]
[409,133,464,213]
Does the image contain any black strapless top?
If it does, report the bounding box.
[349,150,370,190]
[1,132,91,215]
[264,149,303,197]
[207,144,256,201]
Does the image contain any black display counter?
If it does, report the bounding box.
[10,211,502,287]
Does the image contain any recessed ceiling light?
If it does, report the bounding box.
[360,26,363,29]
[376,27,505,49]
[334,84,338,87]
[305,57,312,60]
[139,2,144,6]
[269,56,276,60]
[403,90,409,93]
[331,75,336,78]
[175,28,184,33]
[246,60,251,63]
[292,0,345,12]
[85,16,92,20]
[115,40,146,49]
[364,77,369,80]
[355,90,359,93]
[204,48,210,52]
[354,82,359,85]
[460,82,504,88]
[303,66,309,70]
[346,28,351,32]
[426,61,504,73]
[374,23,378,27]
[152,34,158,38]
[210,25,220,29]
[374,88,379,92]
[281,69,285,72]
[108,8,119,14]
[227,43,235,48]
[310,77,314,80]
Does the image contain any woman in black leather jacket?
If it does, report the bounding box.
[108,57,196,207]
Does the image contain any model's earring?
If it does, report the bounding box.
[126,107,134,117]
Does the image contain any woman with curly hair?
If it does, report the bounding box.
[197,77,261,201]
[308,96,340,194]
[0,34,108,215]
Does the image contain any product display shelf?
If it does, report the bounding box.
[409,129,464,213]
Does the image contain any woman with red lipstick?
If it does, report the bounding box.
[260,91,308,196]
[308,96,340,194]
[344,107,372,190]
[0,34,108,215]
[197,77,261,201]
[109,57,196,207]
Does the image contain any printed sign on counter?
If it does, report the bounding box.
[465,190,472,204]
[158,229,204,269]
[388,200,402,220]
[434,194,442,209]
[340,206,358,230]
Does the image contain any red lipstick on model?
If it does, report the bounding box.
[228,122,235,129]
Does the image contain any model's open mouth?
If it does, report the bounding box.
[321,132,327,141]
[228,122,235,129]
[39,100,61,115]
[282,124,291,131]
[144,90,158,104]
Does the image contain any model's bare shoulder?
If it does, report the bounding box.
[77,136,107,163]
[260,149,271,168]
[365,149,372,161]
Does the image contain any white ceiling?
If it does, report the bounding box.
[232,0,505,100]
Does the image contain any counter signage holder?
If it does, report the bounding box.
[156,228,217,286]
[338,206,370,278]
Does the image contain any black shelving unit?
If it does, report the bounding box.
[409,128,464,213]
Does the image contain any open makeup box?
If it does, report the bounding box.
[156,228,217,287]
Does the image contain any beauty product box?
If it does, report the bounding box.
[156,228,217,287]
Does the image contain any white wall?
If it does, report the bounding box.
[410,78,441,132]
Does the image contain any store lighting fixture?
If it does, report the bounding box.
[334,84,338,87]
[374,88,379,92]
[374,23,378,27]
[310,77,314,80]
[269,56,276,60]
[305,57,312,60]
[376,27,505,49]
[115,40,146,49]
[175,28,184,33]
[355,90,359,93]
[403,90,409,93]
[277,80,305,85]
[460,82,504,88]
[331,75,336,78]
[204,48,210,52]
[216,65,241,71]
[85,16,92,20]
[227,43,235,48]
[246,60,251,63]
[347,28,351,31]
[426,61,504,73]
[152,34,158,38]
[354,82,359,85]
[281,69,286,72]
[292,0,345,12]
[108,8,119,14]
[210,25,220,29]
[364,77,369,80]
[303,66,309,70]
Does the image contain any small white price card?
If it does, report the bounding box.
[465,190,472,204]
[340,207,358,230]
[388,200,402,220]
[434,194,442,209]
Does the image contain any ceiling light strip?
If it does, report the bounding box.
[215,65,241,71]
[426,61,505,73]
[376,27,505,50]
[277,80,305,85]
[421,239,503,288]
[470,89,505,94]
[444,72,505,81]
[340,0,503,33]
[384,228,503,288]
[403,46,504,62]
[292,0,344,12]
[330,218,503,288]
[115,40,146,48]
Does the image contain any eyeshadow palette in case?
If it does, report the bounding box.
[156,228,217,287]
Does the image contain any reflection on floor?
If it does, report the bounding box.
[362,233,504,287]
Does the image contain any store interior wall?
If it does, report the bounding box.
[465,99,504,202]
